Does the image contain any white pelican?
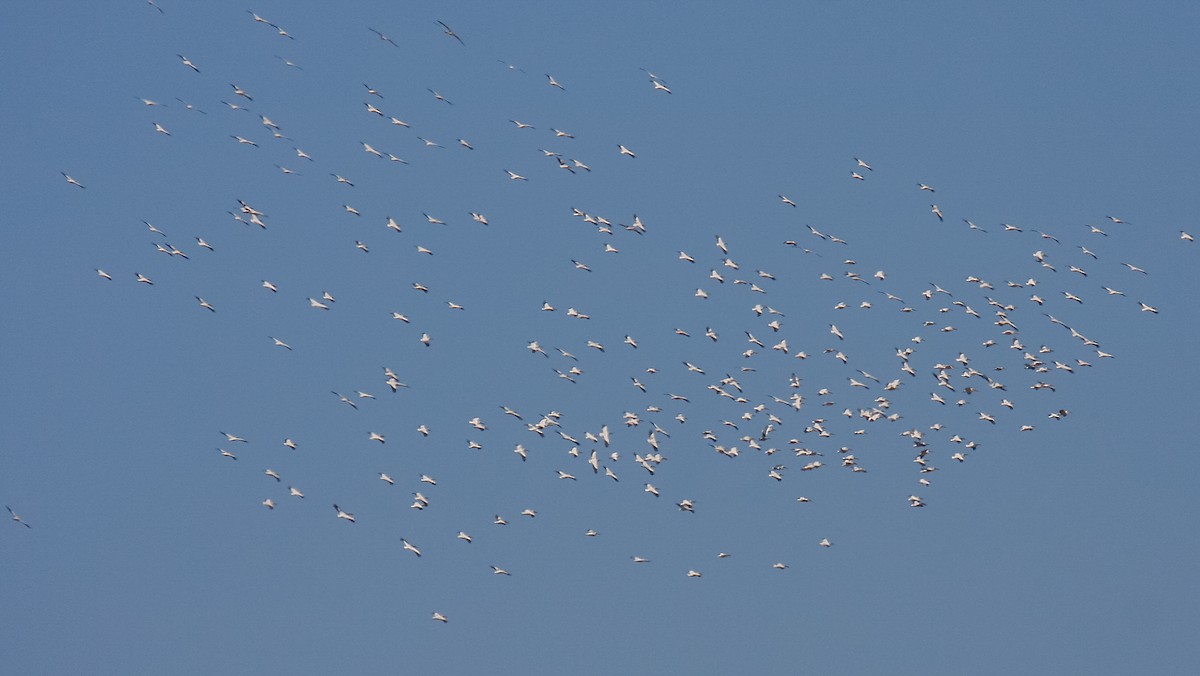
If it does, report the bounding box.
[618,145,636,158]
[6,506,31,528]
[333,505,356,522]
[401,539,422,557]
[62,173,85,189]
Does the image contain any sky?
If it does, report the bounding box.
[1,2,1199,674]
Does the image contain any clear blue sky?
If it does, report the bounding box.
[2,2,1198,674]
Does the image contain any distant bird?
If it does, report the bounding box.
[431,612,448,623]
[177,54,200,72]
[368,27,399,47]
[61,173,85,189]
[491,565,511,575]
[6,506,31,529]
[401,539,422,557]
[436,20,465,45]
[618,145,636,158]
[333,504,356,522]
[931,204,943,221]
[546,74,565,90]
[918,183,935,192]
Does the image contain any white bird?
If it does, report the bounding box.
[431,612,448,623]
[96,269,112,280]
[62,172,86,189]
[262,499,275,510]
[270,337,291,350]
[288,486,304,498]
[6,506,31,529]
[401,539,422,557]
[652,80,672,94]
[618,145,637,158]
[546,74,565,90]
[379,473,394,485]
[505,169,528,181]
[333,504,356,522]
[491,565,512,575]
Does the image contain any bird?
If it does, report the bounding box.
[61,173,85,189]
[918,183,935,192]
[618,145,636,158]
[436,20,465,45]
[505,169,528,181]
[457,531,472,543]
[368,27,399,47]
[96,269,112,281]
[931,204,944,221]
[431,612,448,623]
[333,505,356,522]
[401,539,422,557]
[546,74,565,90]
[491,565,511,575]
[6,506,31,529]
[270,337,292,350]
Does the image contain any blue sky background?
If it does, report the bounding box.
[2,2,1198,674]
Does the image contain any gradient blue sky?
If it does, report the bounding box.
[2,2,1198,674]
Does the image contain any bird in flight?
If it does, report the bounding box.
[61,173,85,189]
[6,506,31,529]
[368,27,399,47]
[436,20,464,44]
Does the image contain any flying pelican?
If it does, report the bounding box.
[6,506,31,528]
[618,145,636,158]
[368,27,399,47]
[401,539,422,557]
[62,172,85,189]
[546,74,565,90]
[333,505,356,522]
[436,20,465,45]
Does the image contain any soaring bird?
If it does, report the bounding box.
[6,506,32,529]
[436,20,464,45]
[333,505,356,522]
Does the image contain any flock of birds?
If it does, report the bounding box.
[26,7,1192,625]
